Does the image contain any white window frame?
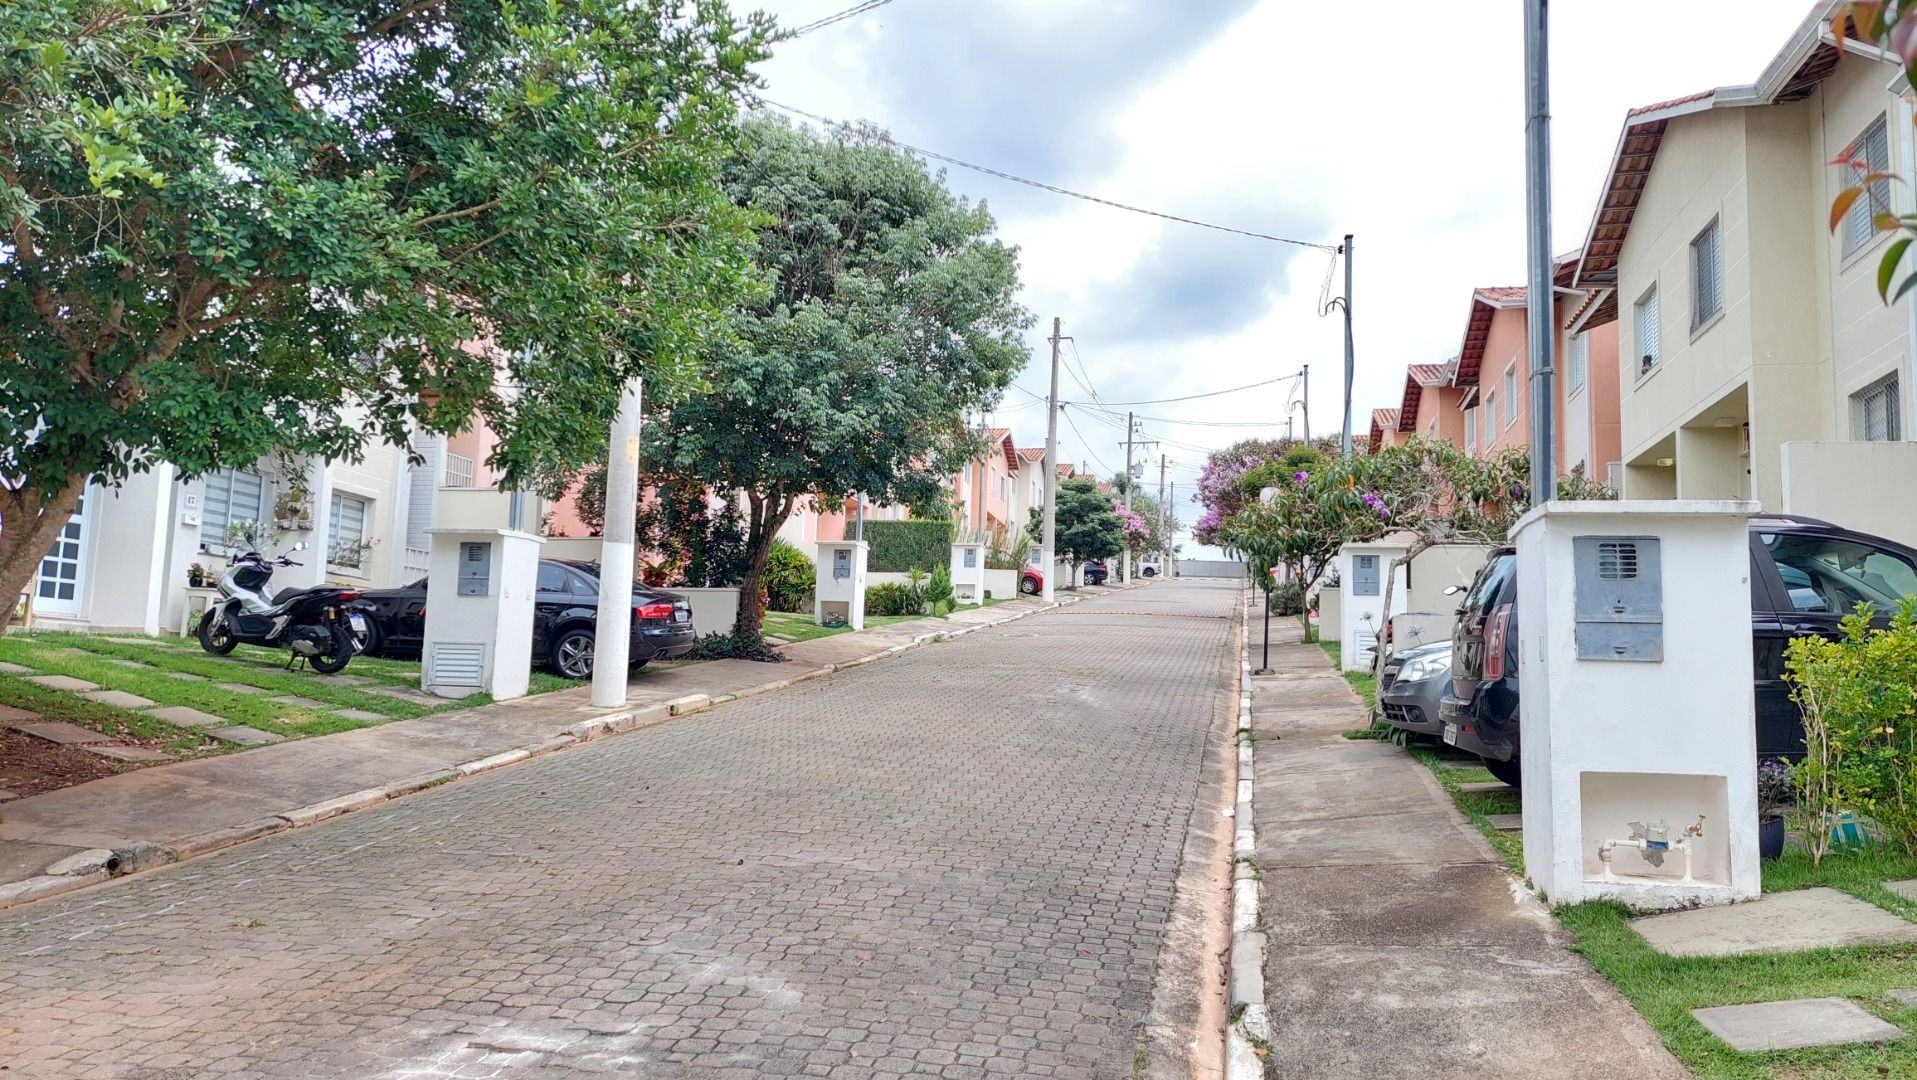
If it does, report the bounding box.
[1502,366,1519,430]
[1690,217,1723,331]
[1852,372,1902,441]
[1484,391,1497,437]
[1634,285,1662,380]
[1842,113,1892,259]
[199,467,271,552]
[327,491,371,572]
[1568,332,1588,396]
[1464,407,1477,453]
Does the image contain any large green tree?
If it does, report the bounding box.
[643,118,1030,656]
[0,0,769,622]
[1026,476,1123,583]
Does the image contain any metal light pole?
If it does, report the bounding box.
[1524,0,1556,501]
[591,378,643,708]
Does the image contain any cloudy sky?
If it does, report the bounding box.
[746,0,1815,555]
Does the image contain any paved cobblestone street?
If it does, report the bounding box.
[0,579,1236,1079]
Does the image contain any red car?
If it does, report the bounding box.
[1019,566,1044,594]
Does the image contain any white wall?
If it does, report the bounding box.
[1404,543,1493,614]
[1781,440,1917,546]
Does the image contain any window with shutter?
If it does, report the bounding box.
[1691,218,1722,329]
[1569,332,1588,393]
[1634,287,1661,378]
[1852,374,1901,441]
[328,492,370,569]
[1484,391,1497,435]
[199,468,270,549]
[1843,114,1892,257]
[1503,368,1518,429]
[1465,407,1477,452]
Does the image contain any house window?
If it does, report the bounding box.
[1465,407,1478,452]
[1842,113,1892,257]
[328,492,369,569]
[1569,332,1588,394]
[1484,391,1497,435]
[1691,217,1722,329]
[1853,373,1901,441]
[199,467,270,550]
[1503,368,1518,429]
[1634,286,1661,378]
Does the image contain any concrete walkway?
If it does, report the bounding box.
[0,586,1136,905]
[1249,622,1687,1079]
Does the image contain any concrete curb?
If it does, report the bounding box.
[1226,587,1270,1075]
[0,585,1148,910]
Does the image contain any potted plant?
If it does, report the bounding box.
[1758,757,1793,860]
[640,559,671,587]
[187,563,210,588]
[272,476,313,531]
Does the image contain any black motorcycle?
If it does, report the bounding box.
[197,543,365,674]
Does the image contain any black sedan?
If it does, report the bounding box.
[353,558,695,678]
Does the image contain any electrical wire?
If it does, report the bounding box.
[1072,372,1301,407]
[785,0,897,37]
[759,100,1339,250]
[1060,406,1114,477]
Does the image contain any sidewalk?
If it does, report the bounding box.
[0,584,1137,906]
[1248,621,1687,1079]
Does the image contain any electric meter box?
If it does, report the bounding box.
[423,528,542,701]
[814,540,869,631]
[457,541,492,597]
[1512,501,1760,910]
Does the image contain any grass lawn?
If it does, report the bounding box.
[1316,639,1378,721]
[0,631,575,792]
[760,610,944,643]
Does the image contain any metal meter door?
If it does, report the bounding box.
[458,541,492,596]
[1573,535,1663,661]
[833,548,851,581]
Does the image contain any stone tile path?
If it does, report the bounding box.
[204,725,283,747]
[76,690,155,709]
[84,746,174,763]
[143,705,228,728]
[14,722,116,746]
[270,695,328,708]
[1691,997,1902,1051]
[1633,887,1917,957]
[331,709,384,722]
[1456,781,1512,795]
[1888,879,1917,902]
[1487,813,1523,832]
[23,675,97,692]
[0,661,34,675]
[214,682,267,694]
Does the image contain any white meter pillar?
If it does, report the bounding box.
[421,528,543,700]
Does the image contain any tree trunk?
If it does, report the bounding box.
[0,474,89,637]
[729,493,792,659]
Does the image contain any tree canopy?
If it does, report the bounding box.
[0,0,770,613]
[642,117,1031,653]
[1027,476,1122,574]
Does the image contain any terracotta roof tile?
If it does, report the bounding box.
[1407,363,1449,386]
[1016,447,1048,463]
[1474,286,1528,305]
[1626,89,1714,118]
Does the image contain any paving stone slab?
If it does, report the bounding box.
[204,725,284,747]
[0,788,19,802]
[23,674,100,692]
[1889,988,1917,1008]
[331,709,385,722]
[83,745,174,763]
[0,703,43,725]
[163,672,209,682]
[14,721,116,746]
[77,690,157,709]
[1692,997,1902,1052]
[270,695,328,709]
[104,659,153,669]
[363,686,442,705]
[1456,781,1516,795]
[144,705,228,729]
[1486,813,1523,832]
[1634,887,1917,957]
[0,661,34,675]
[1887,879,1917,903]
[325,674,376,686]
[214,682,267,695]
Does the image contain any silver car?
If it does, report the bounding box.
[1379,641,1452,739]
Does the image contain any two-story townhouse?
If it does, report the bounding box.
[1397,361,1470,447]
[1011,447,1050,541]
[1574,3,1917,542]
[951,428,1017,544]
[1367,409,1403,452]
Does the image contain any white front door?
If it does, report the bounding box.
[34,488,90,616]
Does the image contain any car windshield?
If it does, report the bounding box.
[1761,533,1917,615]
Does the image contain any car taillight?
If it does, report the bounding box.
[1482,604,1512,681]
[336,591,361,602]
[635,602,675,620]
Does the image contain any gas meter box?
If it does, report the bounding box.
[1572,535,1662,661]
[458,541,492,596]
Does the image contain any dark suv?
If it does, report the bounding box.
[1441,514,1917,787]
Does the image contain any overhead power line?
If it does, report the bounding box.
[785,0,897,37]
[1076,372,1302,407]
[759,100,1338,251]
[1060,406,1114,476]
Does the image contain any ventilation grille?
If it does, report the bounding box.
[1597,541,1639,580]
[428,641,486,686]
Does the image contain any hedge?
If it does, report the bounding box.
[864,520,952,572]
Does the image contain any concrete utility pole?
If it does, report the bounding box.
[1523,0,1556,501]
[1298,364,1311,443]
[1156,454,1167,570]
[1041,317,1062,602]
[1121,411,1136,583]
[591,378,643,709]
[1341,234,1355,457]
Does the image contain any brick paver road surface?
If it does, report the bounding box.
[0,579,1237,1079]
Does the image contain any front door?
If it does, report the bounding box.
[34,488,90,616]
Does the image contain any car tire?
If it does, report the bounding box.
[628,658,649,671]
[352,615,381,658]
[1019,577,1037,595]
[549,626,596,680]
[1480,754,1522,789]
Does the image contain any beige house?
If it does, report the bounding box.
[1574,4,1917,543]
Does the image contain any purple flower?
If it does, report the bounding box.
[1378,506,1389,520]
[1293,471,1309,484]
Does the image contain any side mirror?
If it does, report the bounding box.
[295,541,310,552]
[1443,584,1465,596]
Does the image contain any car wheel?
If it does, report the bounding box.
[550,627,596,680]
[1019,577,1037,595]
[352,616,381,658]
[197,610,238,655]
[628,658,649,671]
[1480,754,1522,788]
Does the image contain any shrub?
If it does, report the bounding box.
[903,566,929,614]
[1266,579,1304,616]
[866,581,914,616]
[865,520,953,573]
[925,565,955,616]
[763,539,815,613]
[1786,599,1917,864]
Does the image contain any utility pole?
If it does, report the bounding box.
[591,378,643,709]
[1121,411,1136,584]
[1167,480,1176,573]
[1299,364,1311,443]
[1041,317,1062,602]
[1341,234,1355,457]
[1156,454,1167,574]
[1523,1,1556,501]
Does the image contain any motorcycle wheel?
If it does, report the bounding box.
[197,610,238,655]
[308,626,353,674]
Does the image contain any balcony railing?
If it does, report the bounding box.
[444,452,476,488]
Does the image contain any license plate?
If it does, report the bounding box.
[673,610,689,623]
[1442,722,1459,746]
[348,614,367,631]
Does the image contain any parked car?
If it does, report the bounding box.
[1084,560,1109,586]
[1378,641,1452,740]
[1019,566,1044,594]
[1439,514,1917,787]
[353,558,696,678]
